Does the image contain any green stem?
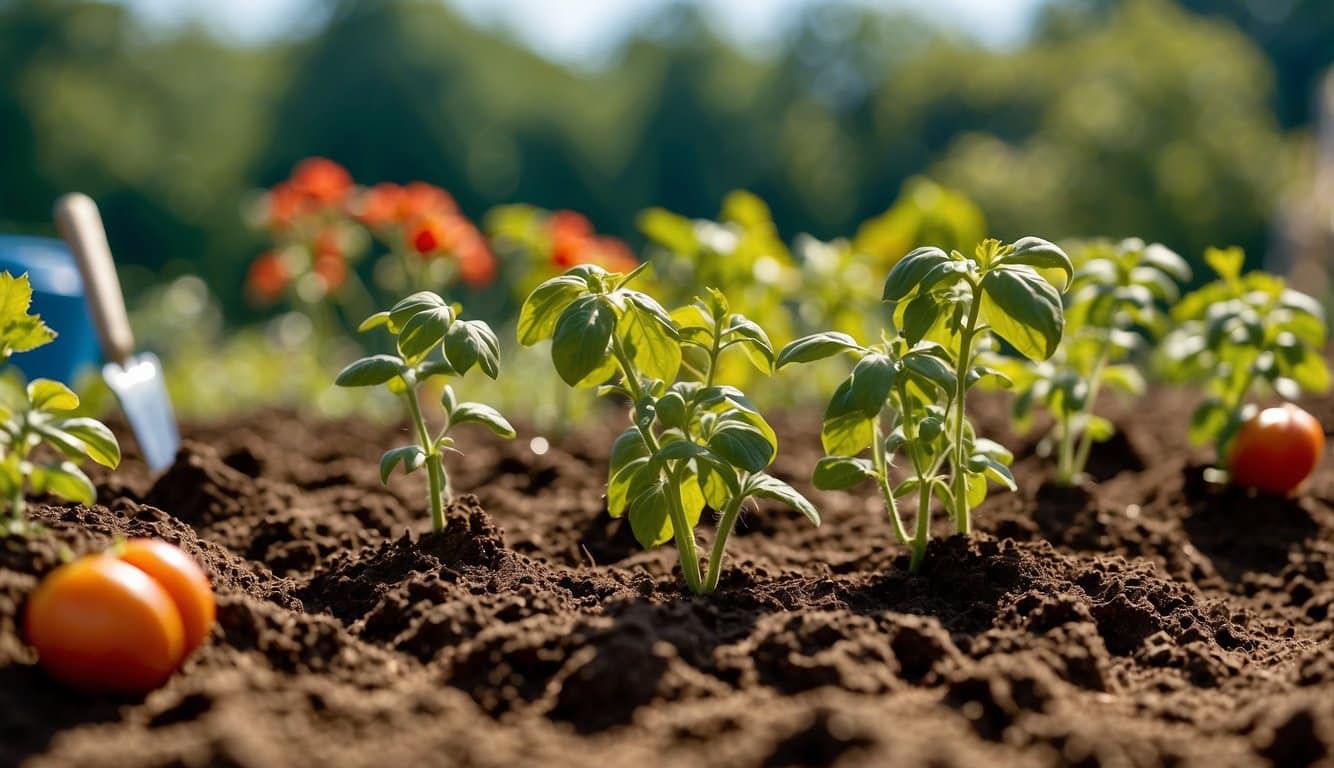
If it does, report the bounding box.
[610,336,704,594]
[702,484,747,593]
[949,285,984,535]
[871,415,910,545]
[404,388,448,531]
[1067,347,1112,484]
[910,475,932,572]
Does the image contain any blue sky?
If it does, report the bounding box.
[116,0,1048,62]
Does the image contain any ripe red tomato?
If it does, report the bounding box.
[117,539,216,655]
[25,540,217,694]
[25,556,186,694]
[1228,403,1325,495]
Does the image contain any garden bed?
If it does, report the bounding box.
[3,385,1333,768]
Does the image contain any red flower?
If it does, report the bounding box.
[247,252,290,303]
[458,237,497,287]
[401,182,456,219]
[313,251,347,292]
[589,236,639,273]
[289,157,353,207]
[548,210,638,272]
[265,182,304,230]
[356,183,404,228]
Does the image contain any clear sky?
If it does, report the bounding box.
[115,0,1047,62]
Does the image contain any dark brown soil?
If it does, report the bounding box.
[4,386,1334,768]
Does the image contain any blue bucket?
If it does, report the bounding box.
[0,236,98,384]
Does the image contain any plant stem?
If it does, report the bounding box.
[702,483,747,593]
[1067,346,1111,484]
[911,475,932,572]
[404,388,448,531]
[949,285,984,535]
[871,415,910,545]
[610,336,704,594]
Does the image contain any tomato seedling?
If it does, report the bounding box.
[0,273,121,535]
[25,538,215,694]
[1161,247,1329,466]
[336,292,515,531]
[779,237,1070,570]
[989,239,1190,485]
[519,265,819,595]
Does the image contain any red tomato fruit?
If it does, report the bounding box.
[117,539,216,655]
[1228,403,1325,495]
[25,556,186,694]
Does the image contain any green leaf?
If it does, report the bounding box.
[335,355,406,387]
[775,332,863,368]
[27,379,79,411]
[979,267,1064,361]
[829,354,897,420]
[357,311,391,333]
[725,316,775,373]
[622,291,679,340]
[628,480,703,549]
[901,352,956,393]
[999,237,1073,290]
[1101,364,1145,395]
[655,391,689,429]
[821,412,874,456]
[0,273,55,357]
[901,292,940,346]
[609,456,655,517]
[708,419,775,473]
[1204,246,1244,282]
[440,385,457,414]
[747,474,820,526]
[31,461,95,505]
[518,276,587,345]
[47,418,120,468]
[883,247,951,302]
[388,292,450,333]
[379,445,427,484]
[620,301,682,383]
[551,295,617,386]
[1141,243,1192,283]
[450,403,516,438]
[812,456,876,491]
[443,319,501,378]
[397,306,453,362]
[1188,398,1229,446]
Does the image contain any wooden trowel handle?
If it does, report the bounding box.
[54,193,134,366]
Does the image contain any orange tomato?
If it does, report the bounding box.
[117,539,216,655]
[1228,403,1325,495]
[25,556,186,694]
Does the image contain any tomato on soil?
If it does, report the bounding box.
[24,556,186,694]
[1228,403,1325,495]
[24,540,216,694]
[118,539,216,654]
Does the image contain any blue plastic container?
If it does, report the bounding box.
[0,236,98,383]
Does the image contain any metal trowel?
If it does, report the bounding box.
[53,193,180,471]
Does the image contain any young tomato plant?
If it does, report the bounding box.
[519,265,819,595]
[1160,247,1329,478]
[987,239,1191,485]
[336,292,515,531]
[780,237,1070,570]
[0,273,121,535]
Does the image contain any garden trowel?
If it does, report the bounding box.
[53,193,180,472]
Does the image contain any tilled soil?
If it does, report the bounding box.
[3,386,1334,768]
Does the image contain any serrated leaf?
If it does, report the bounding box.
[0,273,55,357]
[812,456,876,491]
[335,355,406,387]
[551,295,617,386]
[519,276,587,345]
[379,445,427,484]
[775,332,863,368]
[979,266,1065,361]
[450,403,516,438]
[747,474,820,526]
[443,319,501,378]
[27,379,79,411]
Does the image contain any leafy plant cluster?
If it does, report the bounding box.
[779,238,1072,569]
[0,273,121,535]
[336,291,515,532]
[519,264,819,595]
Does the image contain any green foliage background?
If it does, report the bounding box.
[0,0,1325,320]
